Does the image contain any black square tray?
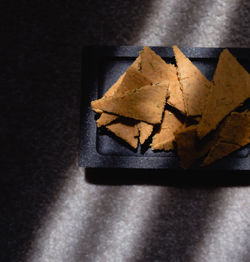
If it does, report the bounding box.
[79,46,250,169]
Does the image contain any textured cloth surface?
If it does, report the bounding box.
[1,1,250,262]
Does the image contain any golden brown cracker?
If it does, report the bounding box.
[115,66,152,96]
[91,81,169,124]
[139,46,177,82]
[137,121,154,145]
[202,111,250,166]
[197,49,250,139]
[104,55,142,98]
[173,45,211,116]
[139,47,186,113]
[130,54,142,71]
[151,110,184,151]
[106,121,139,149]
[202,142,240,166]
[95,52,151,133]
[97,113,118,127]
[168,80,186,114]
[215,111,250,146]
[93,73,125,114]
[94,54,143,116]
[175,125,214,169]
[93,66,151,116]
[175,126,199,169]
[104,73,125,98]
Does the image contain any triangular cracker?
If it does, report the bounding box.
[202,111,250,166]
[106,121,139,149]
[91,81,169,124]
[173,45,211,116]
[94,74,125,121]
[95,55,145,123]
[103,55,142,98]
[139,47,186,114]
[97,113,117,127]
[98,65,151,103]
[168,80,186,114]
[197,49,250,139]
[115,66,152,96]
[215,111,250,146]
[175,125,215,169]
[137,122,154,145]
[104,72,126,98]
[151,110,184,151]
[202,142,240,167]
[93,73,125,114]
[139,46,178,82]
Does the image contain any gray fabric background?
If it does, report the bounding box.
[1,0,250,261]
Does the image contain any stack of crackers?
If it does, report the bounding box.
[91,46,250,169]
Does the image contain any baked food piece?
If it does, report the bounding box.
[202,111,250,166]
[173,45,211,117]
[92,81,169,124]
[168,79,186,115]
[97,113,117,127]
[96,47,185,145]
[151,110,184,151]
[106,120,139,149]
[139,46,186,114]
[197,49,250,139]
[96,56,144,125]
[137,121,154,145]
[92,46,249,165]
[175,125,215,169]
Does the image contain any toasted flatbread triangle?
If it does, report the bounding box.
[137,121,154,145]
[92,81,169,124]
[168,80,186,114]
[202,111,250,166]
[175,125,215,169]
[173,45,211,116]
[97,113,117,127]
[96,56,150,126]
[151,110,184,151]
[140,46,178,82]
[92,65,155,122]
[106,121,139,149]
[197,49,250,139]
[202,142,240,166]
[216,111,250,146]
[104,73,125,98]
[104,55,142,98]
[175,126,200,169]
[115,66,152,96]
[139,47,186,113]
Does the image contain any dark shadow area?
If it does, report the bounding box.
[1,1,153,261]
[85,168,250,187]
[71,187,128,262]
[137,187,221,261]
[0,165,71,262]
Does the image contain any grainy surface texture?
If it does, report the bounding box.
[1,1,250,262]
